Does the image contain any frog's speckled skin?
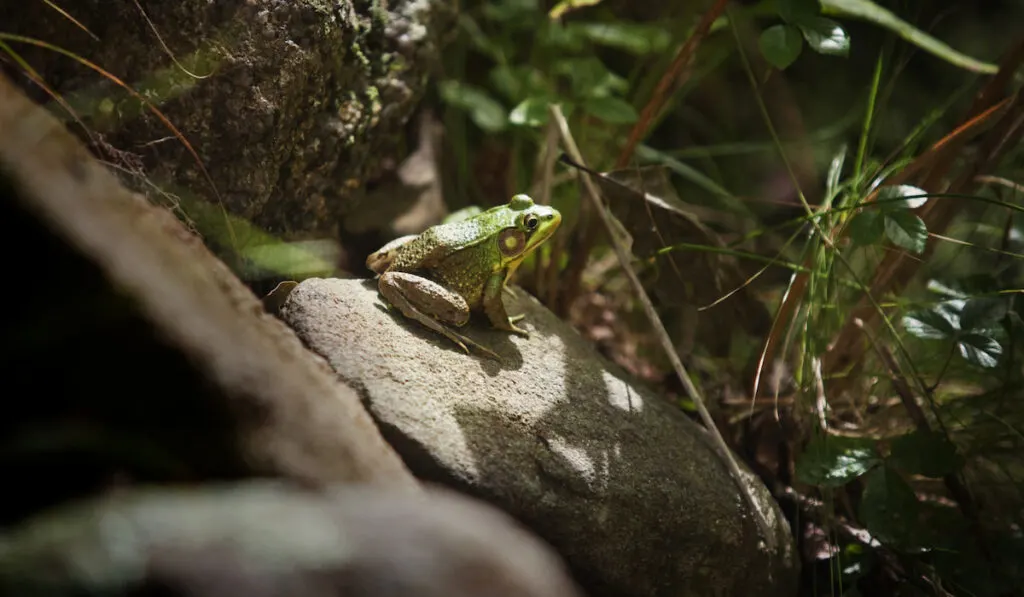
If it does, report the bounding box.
[366,194,561,356]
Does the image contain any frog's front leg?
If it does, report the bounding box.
[378,272,500,359]
[483,272,530,337]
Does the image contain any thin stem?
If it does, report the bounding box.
[550,104,777,549]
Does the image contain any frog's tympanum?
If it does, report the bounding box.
[366,194,561,358]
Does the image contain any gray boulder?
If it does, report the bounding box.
[281,277,799,597]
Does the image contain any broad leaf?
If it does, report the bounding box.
[820,0,998,74]
[779,0,821,23]
[759,24,803,69]
[889,430,962,478]
[458,14,505,60]
[553,57,627,99]
[508,97,551,127]
[858,466,922,549]
[902,305,959,339]
[959,297,1008,331]
[569,22,671,55]
[799,17,850,57]
[883,209,927,254]
[482,0,539,22]
[958,333,1002,368]
[796,434,879,487]
[438,81,508,132]
[848,210,883,246]
[877,184,929,210]
[582,95,638,124]
[488,64,546,102]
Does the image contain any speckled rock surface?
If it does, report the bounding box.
[1,0,455,239]
[280,277,799,597]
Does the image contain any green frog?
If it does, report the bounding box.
[366,194,561,358]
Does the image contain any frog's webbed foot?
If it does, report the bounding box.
[488,313,531,338]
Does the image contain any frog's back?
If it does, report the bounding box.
[388,219,491,273]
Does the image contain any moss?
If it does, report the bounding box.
[1,0,457,245]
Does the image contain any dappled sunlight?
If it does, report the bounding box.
[602,370,644,413]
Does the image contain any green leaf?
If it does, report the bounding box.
[877,184,929,210]
[958,333,1002,368]
[569,22,671,55]
[438,81,508,133]
[889,430,962,478]
[541,20,587,51]
[799,17,850,56]
[796,434,880,487]
[858,466,922,549]
[959,297,1008,331]
[825,145,847,199]
[759,24,804,69]
[458,14,504,60]
[548,0,603,19]
[488,65,547,103]
[883,209,927,254]
[582,95,638,124]
[820,0,998,74]
[553,57,627,99]
[779,0,820,23]
[508,96,551,127]
[482,0,539,23]
[902,305,959,340]
[848,210,883,246]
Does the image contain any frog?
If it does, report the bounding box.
[366,193,561,358]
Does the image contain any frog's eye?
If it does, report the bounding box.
[524,215,539,231]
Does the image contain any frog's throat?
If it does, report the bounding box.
[503,258,526,285]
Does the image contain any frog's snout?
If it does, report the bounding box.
[546,208,562,228]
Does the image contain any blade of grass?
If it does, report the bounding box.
[821,0,999,74]
[822,42,1024,386]
[853,53,884,183]
[0,40,97,149]
[131,0,212,80]
[41,0,99,41]
[551,104,778,550]
[0,33,237,250]
[557,0,729,315]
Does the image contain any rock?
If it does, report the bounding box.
[0,482,583,597]
[0,0,456,240]
[0,73,415,525]
[280,277,799,597]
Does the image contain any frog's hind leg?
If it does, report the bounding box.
[378,273,500,360]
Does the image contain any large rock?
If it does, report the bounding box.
[0,482,582,597]
[280,277,799,597]
[0,73,414,524]
[0,0,455,239]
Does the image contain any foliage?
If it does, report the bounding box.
[7,0,1023,595]
[436,0,1023,595]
